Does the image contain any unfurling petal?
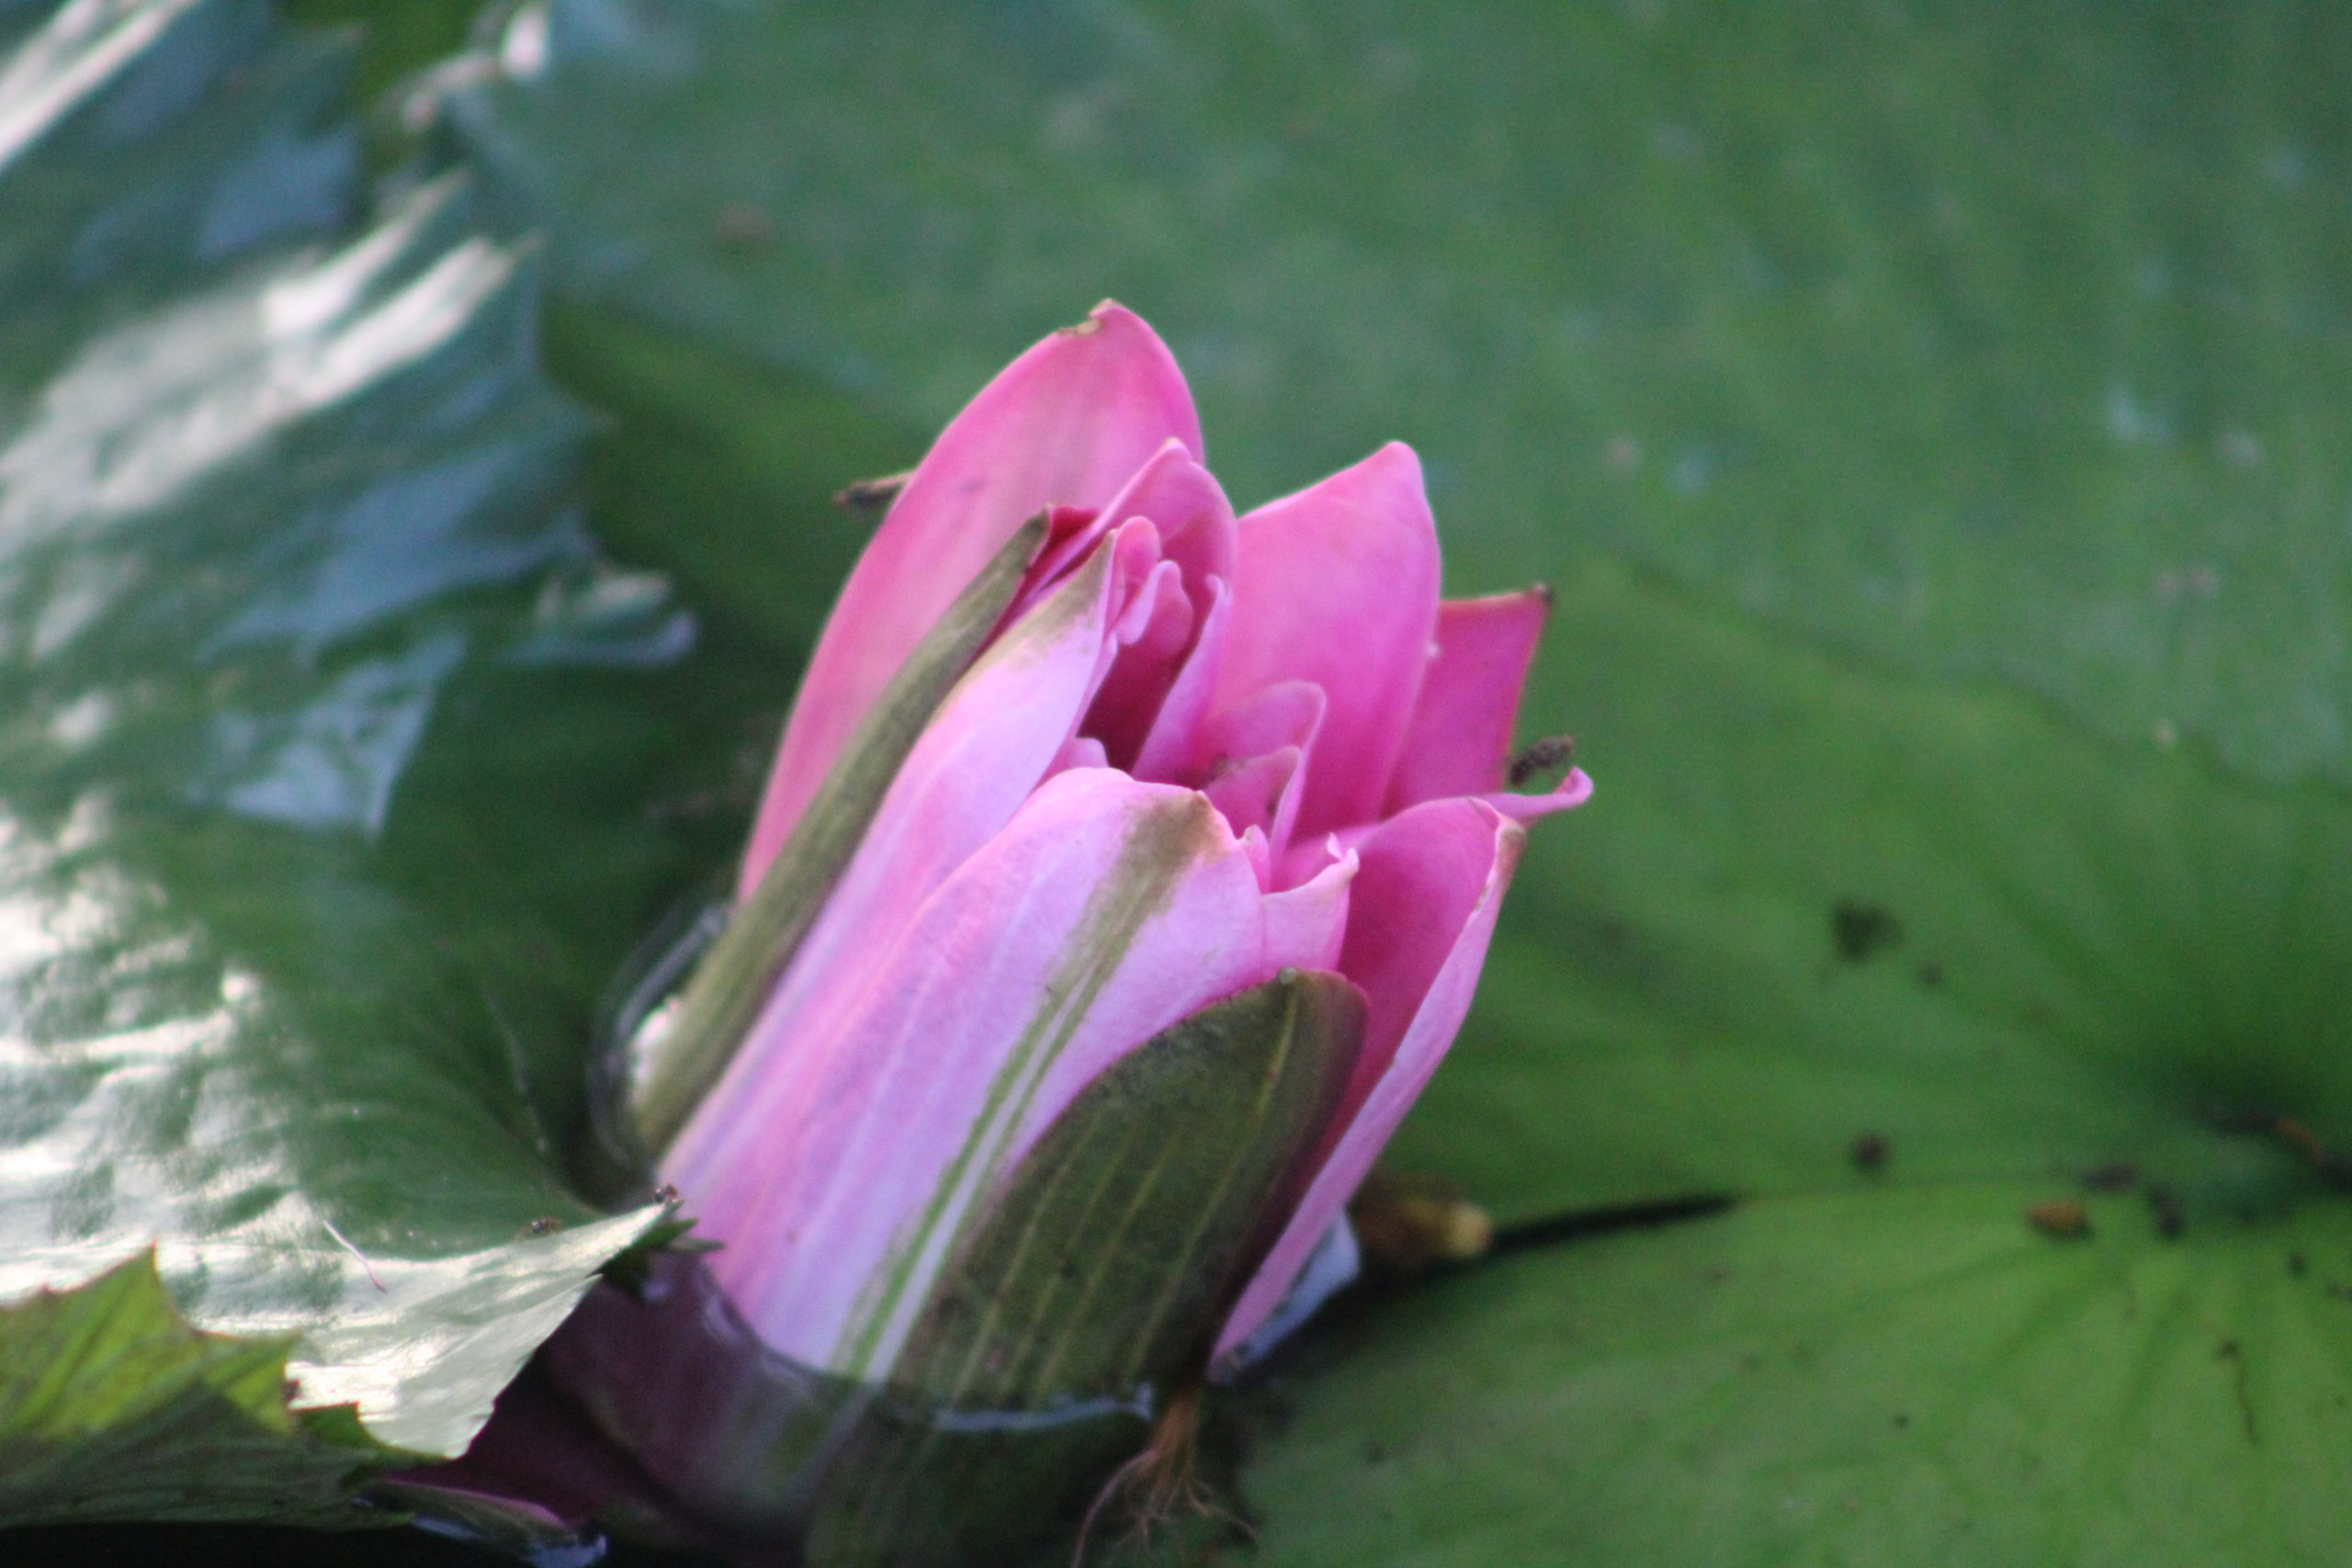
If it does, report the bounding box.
[1213,442,1440,837]
[1215,798,1524,1359]
[1384,588,1551,810]
[743,304,1198,880]
[672,527,1162,1200]
[1129,575,1229,784]
[673,772,1335,1382]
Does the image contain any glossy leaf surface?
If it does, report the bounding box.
[0,0,734,1525]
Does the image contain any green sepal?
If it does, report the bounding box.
[622,510,1053,1164]
[802,968,1364,1568]
[0,1255,404,1530]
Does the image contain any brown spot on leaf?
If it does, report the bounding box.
[1831,901,1902,963]
[2027,1199,2090,1238]
[2079,1163,2138,1193]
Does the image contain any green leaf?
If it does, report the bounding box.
[0,1255,382,1529]
[0,0,746,1522]
[542,302,921,661]
[1215,551,2352,1562]
[1238,1182,2352,1568]
[1393,552,2352,1222]
[452,0,2352,788]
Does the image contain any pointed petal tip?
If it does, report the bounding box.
[1336,440,1429,501]
[1069,299,1152,344]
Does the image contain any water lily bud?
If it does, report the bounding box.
[472,303,1592,1562]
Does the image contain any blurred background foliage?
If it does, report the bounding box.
[14,0,2352,1562]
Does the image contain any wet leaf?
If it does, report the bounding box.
[0,0,738,1525]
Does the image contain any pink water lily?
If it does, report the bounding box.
[662,301,1589,1382]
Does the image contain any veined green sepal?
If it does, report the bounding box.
[806,967,1364,1567]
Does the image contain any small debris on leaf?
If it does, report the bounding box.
[2027,1199,2090,1239]
[2079,1163,2139,1193]
[1831,900,1902,963]
[1351,1171,1495,1270]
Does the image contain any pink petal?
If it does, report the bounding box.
[1478,766,1595,824]
[1383,588,1551,811]
[1202,746,1300,844]
[742,303,1198,879]
[1212,443,1441,837]
[1085,561,1195,767]
[1216,798,1525,1359]
[1012,441,1236,625]
[670,526,1160,1202]
[1068,446,1238,768]
[1198,679,1327,778]
[1101,440,1238,604]
[1129,576,1230,785]
[1261,850,1357,972]
[1195,680,1325,868]
[675,772,1301,1381]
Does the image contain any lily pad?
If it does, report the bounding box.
[1219,551,2352,1562]
[451,0,2352,788]
[1396,552,2352,1221]
[1239,1180,2352,1568]
[0,0,746,1524]
[0,1255,380,1529]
